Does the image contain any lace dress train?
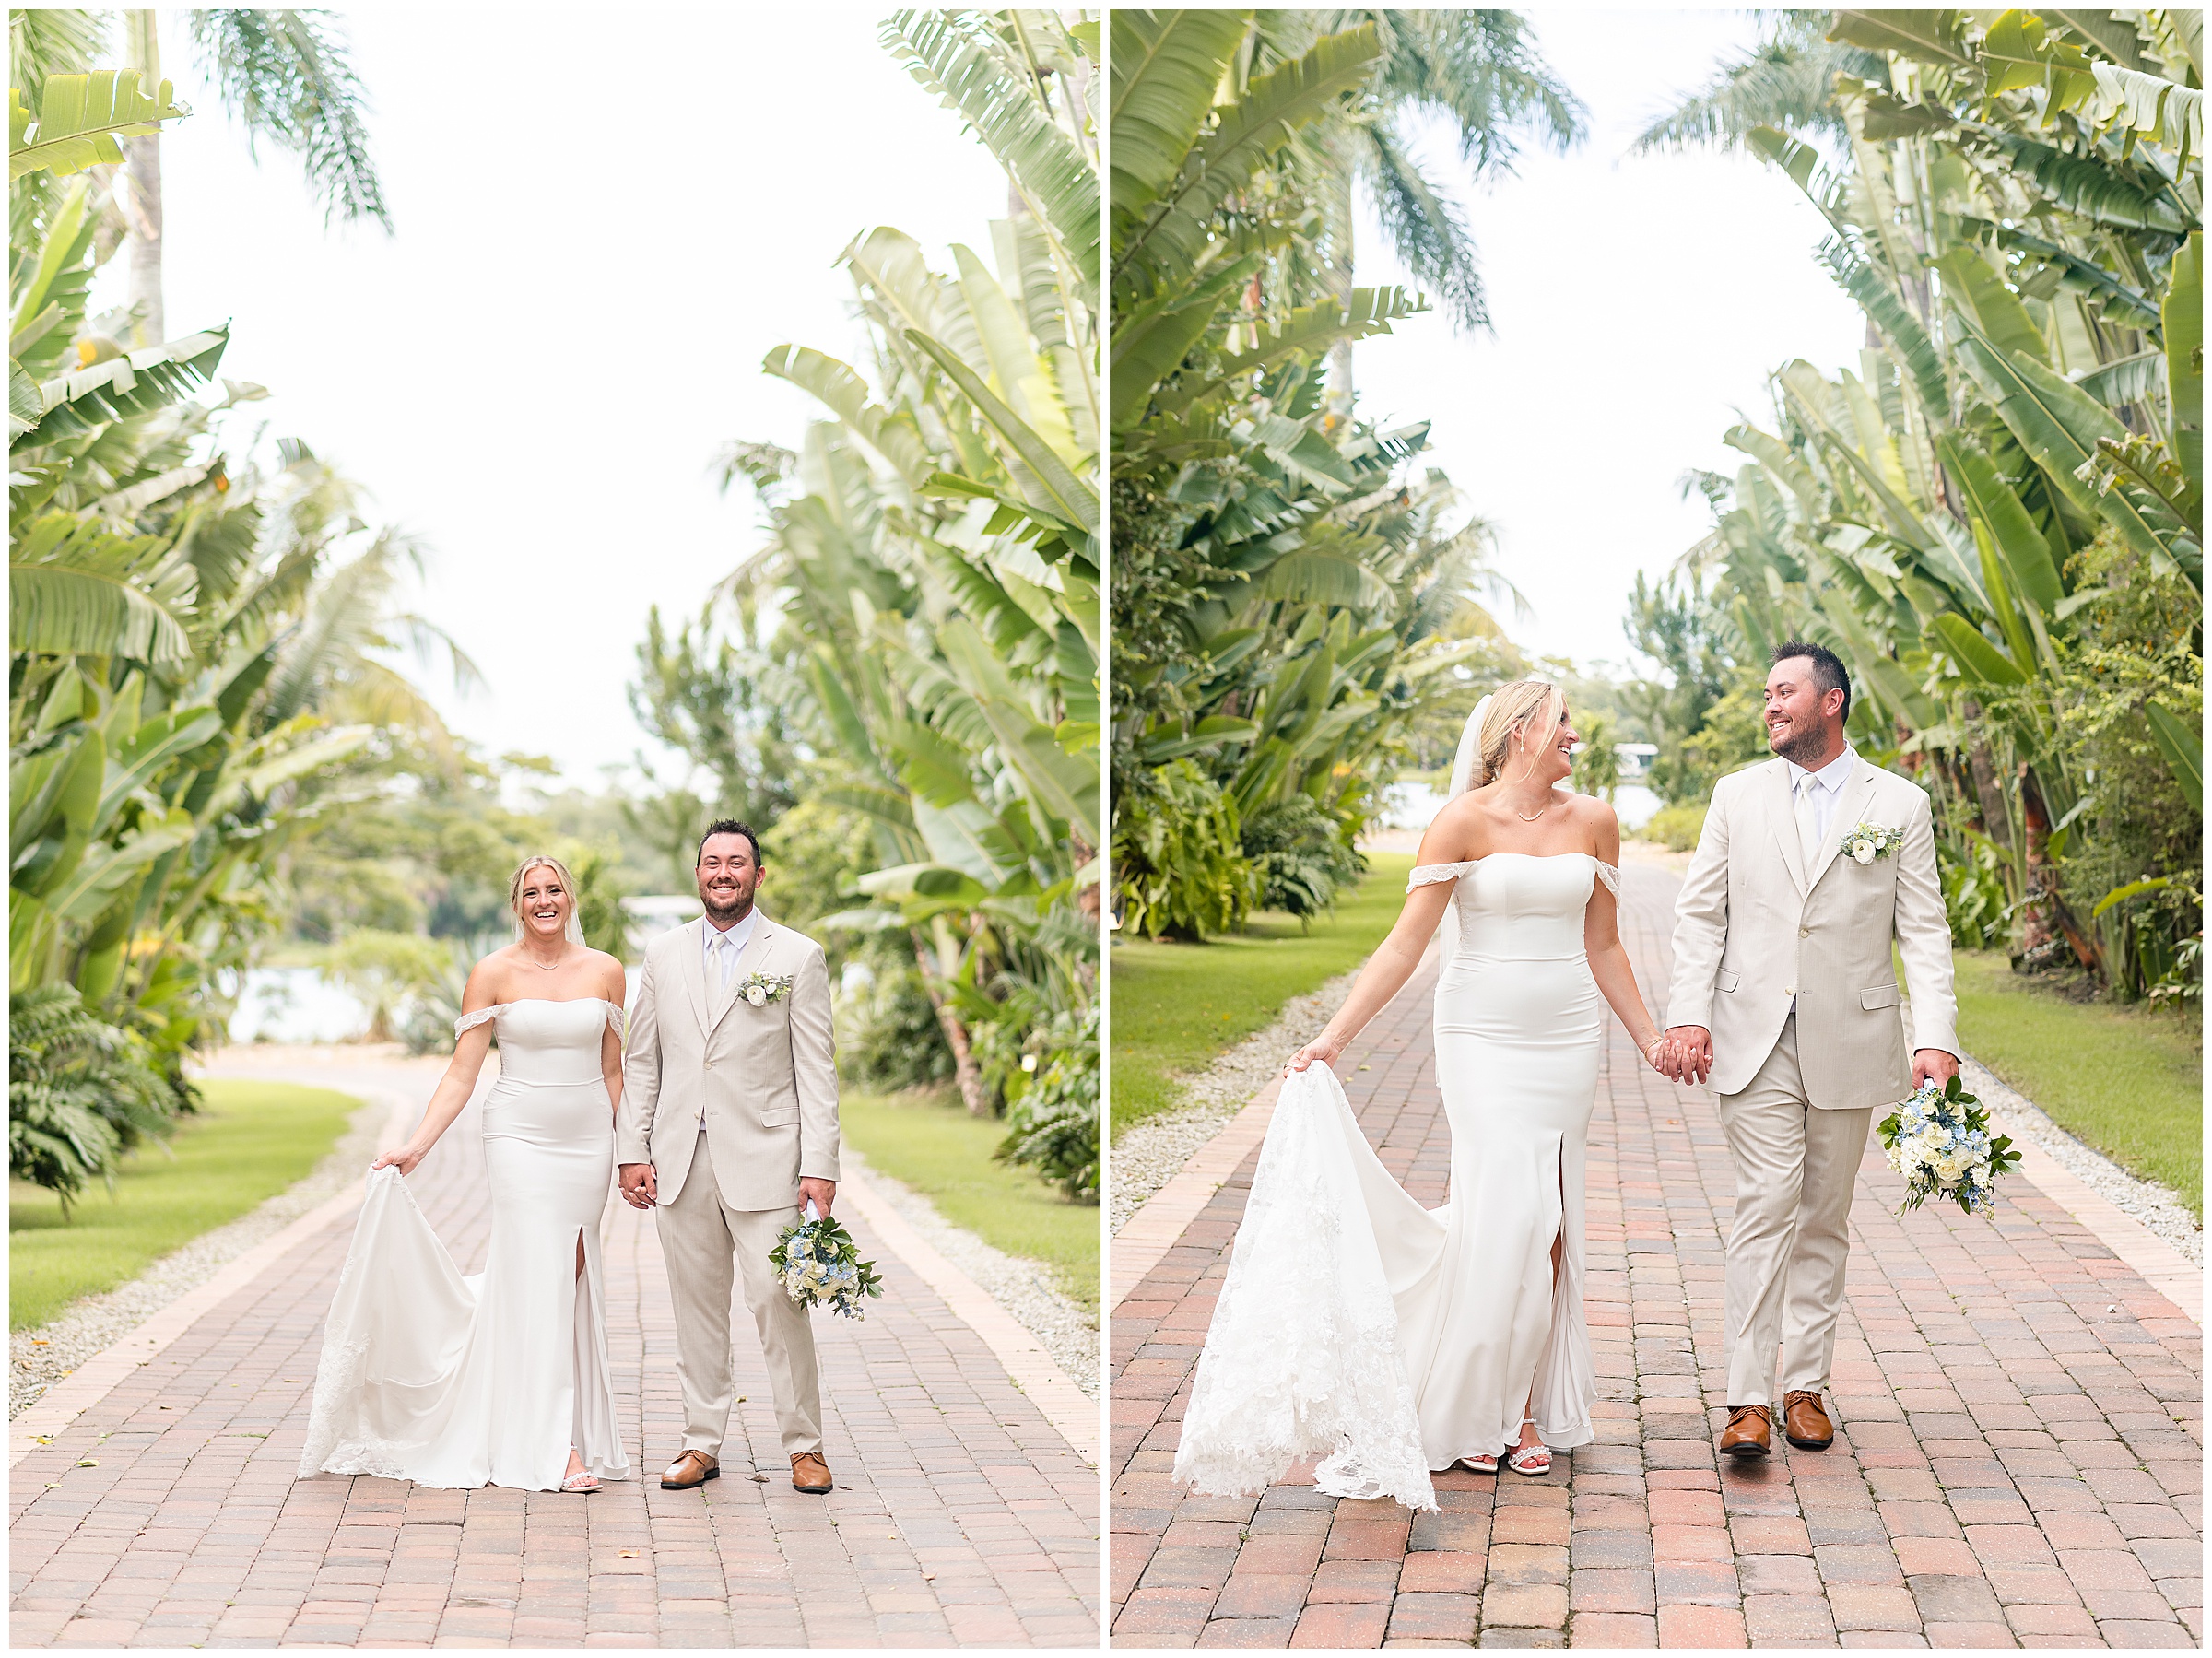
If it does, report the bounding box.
[1174,853,1614,1510]
[297,998,631,1490]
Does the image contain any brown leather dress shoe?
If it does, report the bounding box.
[1783,1390,1834,1450]
[1719,1404,1772,1459]
[791,1452,832,1494]
[661,1450,720,1489]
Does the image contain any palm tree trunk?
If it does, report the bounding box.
[912,933,989,1116]
[1325,162,1356,424]
[123,10,164,347]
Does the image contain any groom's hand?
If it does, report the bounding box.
[1912,1049,1960,1089]
[618,1162,657,1209]
[800,1177,836,1219]
[1665,1026,1713,1087]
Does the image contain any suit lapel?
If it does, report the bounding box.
[707,912,778,1036]
[1765,760,1809,898]
[680,917,713,1037]
[1806,758,1878,892]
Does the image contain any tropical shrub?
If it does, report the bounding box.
[995,1004,1100,1203]
[9,984,190,1214]
[839,963,959,1093]
[1940,830,2015,950]
[1241,794,1366,917]
[1114,759,1261,940]
[1641,802,1709,853]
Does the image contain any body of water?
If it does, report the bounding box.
[226,967,370,1044]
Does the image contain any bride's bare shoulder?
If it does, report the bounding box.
[463,949,516,1009]
[584,949,628,1003]
[1555,792,1621,852]
[1416,789,1492,864]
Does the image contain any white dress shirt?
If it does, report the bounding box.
[703,907,758,989]
[1785,745,1855,856]
[699,909,758,1135]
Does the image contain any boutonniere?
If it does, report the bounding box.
[735,970,794,1007]
[1839,821,1905,865]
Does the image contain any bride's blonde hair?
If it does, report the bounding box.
[1472,679,1566,788]
[509,853,586,945]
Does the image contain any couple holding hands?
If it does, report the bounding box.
[296,822,844,1498]
[1179,640,1958,1502]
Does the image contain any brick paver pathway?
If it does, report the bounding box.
[12,1057,1099,1647]
[1111,864,2201,1648]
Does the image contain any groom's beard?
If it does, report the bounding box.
[1769,723,1834,768]
[700,888,755,923]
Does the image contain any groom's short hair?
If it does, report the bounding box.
[1771,640,1851,723]
[697,818,763,868]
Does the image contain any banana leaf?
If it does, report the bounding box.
[9,70,187,180]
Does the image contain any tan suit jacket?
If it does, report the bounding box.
[1666,754,1959,1110]
[617,911,840,1212]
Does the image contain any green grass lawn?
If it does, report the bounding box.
[1952,949,2203,1217]
[1110,852,1414,1139]
[11,1079,360,1331]
[840,1088,1099,1310]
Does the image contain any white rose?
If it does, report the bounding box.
[1853,842,1876,865]
[747,985,767,1006]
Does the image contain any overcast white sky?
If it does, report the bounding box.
[131,6,1864,783]
[130,5,1007,785]
[1352,9,1865,677]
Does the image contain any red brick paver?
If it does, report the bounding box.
[12,1058,1099,1647]
[1110,864,2200,1648]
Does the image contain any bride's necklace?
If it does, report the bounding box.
[524,944,565,971]
[1515,805,1547,822]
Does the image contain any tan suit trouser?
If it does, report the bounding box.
[1716,1016,1872,1408]
[655,1135,822,1460]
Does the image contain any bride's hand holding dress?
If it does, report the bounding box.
[298,855,635,1495]
[1181,684,1673,1510]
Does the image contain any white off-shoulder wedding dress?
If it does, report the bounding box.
[1174,853,1613,1511]
[297,998,631,1490]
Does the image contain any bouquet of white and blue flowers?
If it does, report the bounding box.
[1877,1075,2023,1216]
[770,1210,885,1320]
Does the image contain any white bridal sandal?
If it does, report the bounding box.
[561,1451,600,1493]
[1505,1419,1551,1477]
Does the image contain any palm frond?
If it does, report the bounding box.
[1361,118,1487,332]
[1634,22,1887,153]
[187,8,388,229]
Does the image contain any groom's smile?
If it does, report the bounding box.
[697,828,764,923]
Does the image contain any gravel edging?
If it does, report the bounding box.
[842,1147,1100,1399]
[1109,968,1359,1236]
[1960,1052,2203,1265]
[9,1085,394,1419]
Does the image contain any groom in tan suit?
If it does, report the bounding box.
[618,820,841,1494]
[1663,643,1958,1460]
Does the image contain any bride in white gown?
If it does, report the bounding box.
[1174,681,1670,1510]
[298,854,633,1494]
